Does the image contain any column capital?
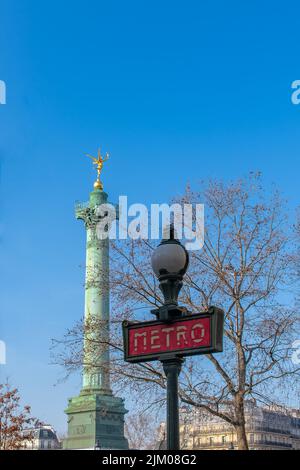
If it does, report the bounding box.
[75,204,103,229]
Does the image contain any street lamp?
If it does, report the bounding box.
[151,225,189,321]
[122,225,224,450]
[151,225,189,450]
[94,439,101,450]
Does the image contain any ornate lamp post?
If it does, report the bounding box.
[151,226,189,450]
[122,226,224,451]
[94,439,101,450]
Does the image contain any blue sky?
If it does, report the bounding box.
[0,0,300,433]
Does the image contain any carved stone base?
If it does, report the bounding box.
[63,391,129,450]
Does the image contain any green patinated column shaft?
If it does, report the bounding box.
[76,189,111,394]
[64,187,128,450]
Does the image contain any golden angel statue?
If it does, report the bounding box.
[86,148,109,190]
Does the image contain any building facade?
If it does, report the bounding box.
[178,402,300,450]
[23,425,61,450]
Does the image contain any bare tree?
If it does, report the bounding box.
[125,412,161,450]
[53,173,299,450]
[0,382,40,450]
[294,208,300,304]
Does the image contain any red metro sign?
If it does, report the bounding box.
[122,307,224,363]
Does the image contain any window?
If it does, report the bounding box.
[48,440,52,449]
[40,440,44,449]
[209,437,214,446]
[250,434,254,444]
[222,436,226,444]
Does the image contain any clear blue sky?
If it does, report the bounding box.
[0,0,300,433]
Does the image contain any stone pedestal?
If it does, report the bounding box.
[64,391,128,450]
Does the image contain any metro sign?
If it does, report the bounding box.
[122,307,224,363]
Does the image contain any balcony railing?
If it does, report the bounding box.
[185,440,292,450]
[190,425,293,436]
[254,440,292,448]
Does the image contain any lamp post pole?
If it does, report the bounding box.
[162,357,184,450]
[151,225,189,450]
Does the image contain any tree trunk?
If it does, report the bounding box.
[235,423,249,450]
[234,394,249,450]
